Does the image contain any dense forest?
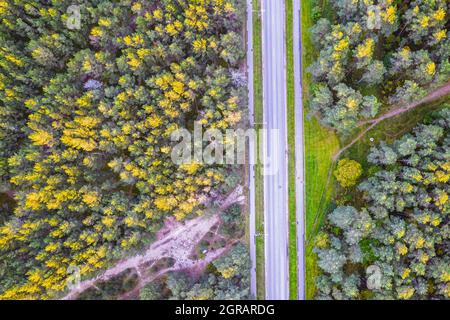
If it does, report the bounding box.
[309,0,449,134]
[315,108,449,299]
[0,0,247,299]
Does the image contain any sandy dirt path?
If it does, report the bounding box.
[61,186,245,300]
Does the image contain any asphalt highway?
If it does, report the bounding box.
[261,0,290,300]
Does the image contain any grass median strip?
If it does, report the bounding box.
[285,0,298,300]
[252,0,265,300]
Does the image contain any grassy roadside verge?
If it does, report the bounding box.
[252,0,265,300]
[285,0,298,300]
[301,0,339,299]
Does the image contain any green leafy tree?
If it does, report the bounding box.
[334,159,363,188]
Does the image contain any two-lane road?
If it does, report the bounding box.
[261,0,290,300]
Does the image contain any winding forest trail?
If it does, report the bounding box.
[61,186,245,300]
[334,81,450,161]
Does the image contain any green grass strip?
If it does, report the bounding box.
[252,0,265,300]
[285,0,298,300]
[301,0,340,299]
